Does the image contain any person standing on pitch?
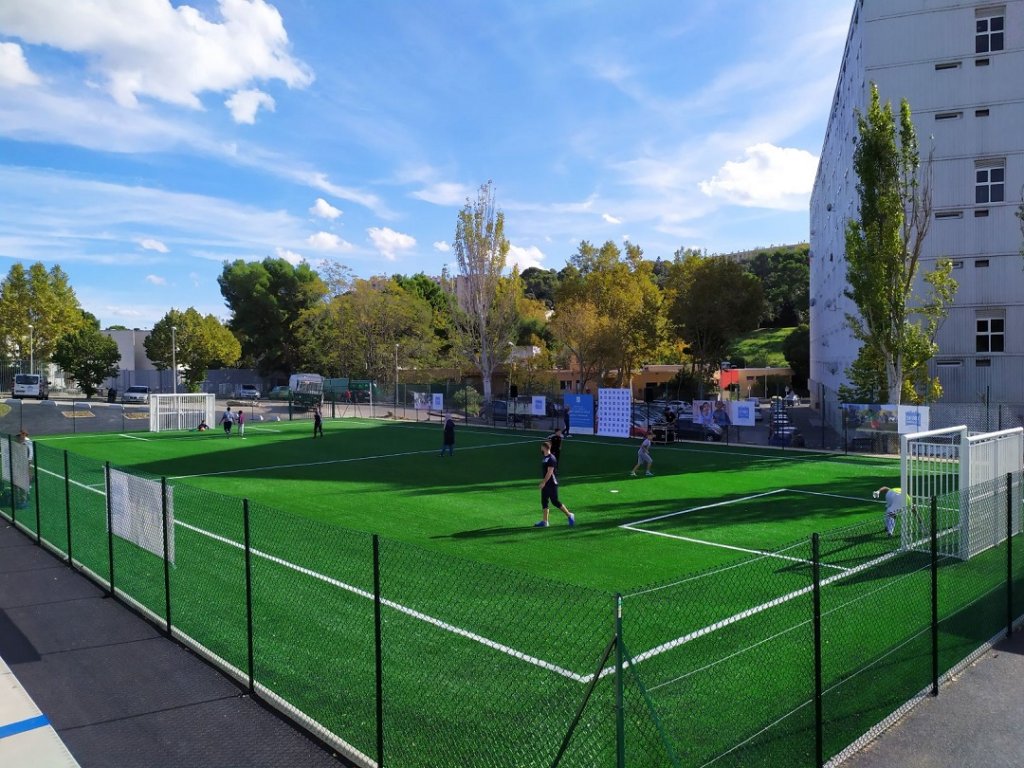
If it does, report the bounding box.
[562,405,571,437]
[313,404,324,438]
[440,413,455,456]
[535,441,574,528]
[237,408,246,439]
[631,433,654,477]
[220,405,235,437]
[547,427,563,469]
[875,486,904,537]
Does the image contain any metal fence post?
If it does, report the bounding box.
[819,383,826,449]
[64,450,73,565]
[161,477,172,636]
[105,462,115,597]
[615,593,625,768]
[243,499,255,695]
[8,434,17,524]
[1007,472,1014,639]
[812,533,823,768]
[373,534,385,768]
[931,496,939,696]
[33,451,41,546]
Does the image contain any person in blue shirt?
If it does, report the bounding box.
[534,441,574,528]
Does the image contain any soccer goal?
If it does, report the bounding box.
[149,393,216,433]
[901,425,1023,559]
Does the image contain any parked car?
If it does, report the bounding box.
[268,386,291,400]
[674,419,723,442]
[12,373,49,400]
[121,385,150,404]
[236,384,261,400]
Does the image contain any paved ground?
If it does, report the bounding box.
[0,520,350,768]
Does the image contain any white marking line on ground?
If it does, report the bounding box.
[119,434,150,441]
[168,438,538,479]
[629,490,786,527]
[620,524,850,572]
[36,465,589,683]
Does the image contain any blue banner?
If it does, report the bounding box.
[563,394,595,435]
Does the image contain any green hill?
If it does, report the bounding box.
[727,327,796,368]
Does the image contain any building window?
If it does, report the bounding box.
[976,316,1005,353]
[975,259,990,267]
[935,111,963,120]
[976,11,1005,53]
[935,61,961,70]
[975,161,1005,204]
[975,108,990,117]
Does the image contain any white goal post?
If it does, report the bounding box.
[901,425,1023,559]
[149,393,216,433]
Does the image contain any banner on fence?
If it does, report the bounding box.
[564,394,594,435]
[530,395,546,416]
[730,400,757,427]
[413,392,430,410]
[898,405,930,433]
[692,400,735,430]
[431,392,444,411]
[597,388,631,438]
[109,468,175,563]
[844,403,927,434]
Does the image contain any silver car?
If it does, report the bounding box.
[121,385,150,404]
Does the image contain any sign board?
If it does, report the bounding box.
[729,400,757,427]
[413,392,431,410]
[597,388,631,438]
[897,405,930,434]
[564,394,595,435]
[531,395,546,416]
[692,400,733,430]
[431,392,444,411]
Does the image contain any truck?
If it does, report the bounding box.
[13,373,49,400]
[288,373,323,408]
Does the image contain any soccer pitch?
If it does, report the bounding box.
[37,417,898,593]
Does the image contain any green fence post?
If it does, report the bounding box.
[161,477,172,637]
[33,451,41,546]
[8,434,17,525]
[373,534,384,767]
[64,450,72,565]
[615,593,625,768]
[931,496,939,696]
[243,498,255,695]
[1007,472,1014,639]
[105,462,115,597]
[812,533,823,768]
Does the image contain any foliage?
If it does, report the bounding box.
[451,383,483,416]
[519,267,560,307]
[663,367,704,401]
[549,298,616,393]
[145,308,242,392]
[745,245,810,326]
[781,325,810,393]
[394,272,458,364]
[728,327,796,369]
[446,181,519,401]
[667,254,764,386]
[51,324,121,398]
[218,257,327,375]
[844,83,955,404]
[0,262,85,365]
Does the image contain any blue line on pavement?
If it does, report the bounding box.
[0,714,50,740]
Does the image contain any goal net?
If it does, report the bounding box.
[149,393,216,433]
[901,425,1023,559]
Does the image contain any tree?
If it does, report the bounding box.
[549,298,617,393]
[782,325,810,393]
[746,245,810,326]
[520,267,560,307]
[844,83,956,404]
[218,257,327,375]
[667,254,764,389]
[145,308,242,392]
[52,325,121,398]
[0,262,85,366]
[446,181,518,401]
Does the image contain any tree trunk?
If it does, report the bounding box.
[886,358,902,405]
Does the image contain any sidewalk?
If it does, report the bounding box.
[841,629,1024,768]
[0,520,348,768]
[1,654,79,768]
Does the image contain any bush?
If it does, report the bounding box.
[451,386,483,417]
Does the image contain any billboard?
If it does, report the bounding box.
[564,393,595,435]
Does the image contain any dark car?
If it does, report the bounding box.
[673,419,723,442]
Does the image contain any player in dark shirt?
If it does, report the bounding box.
[534,441,574,528]
[440,414,456,456]
[547,427,563,468]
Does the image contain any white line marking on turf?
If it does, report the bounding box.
[629,490,785,527]
[119,434,150,441]
[168,438,537,479]
[37,465,588,683]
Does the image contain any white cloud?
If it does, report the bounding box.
[433,241,450,253]
[225,89,275,124]
[189,271,202,288]
[506,245,545,272]
[309,197,342,219]
[699,143,819,211]
[0,42,40,87]
[367,227,416,261]
[0,0,313,110]
[139,237,169,253]
[412,182,471,206]
[602,213,622,224]
[307,231,353,252]
[275,246,304,265]
[145,274,166,285]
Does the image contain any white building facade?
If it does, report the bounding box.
[810,0,1024,403]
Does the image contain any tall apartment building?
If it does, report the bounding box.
[810,0,1024,404]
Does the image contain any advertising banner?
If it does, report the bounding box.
[431,392,444,411]
[598,388,632,438]
[564,393,595,435]
[531,395,546,416]
[692,400,734,430]
[729,400,757,427]
[897,405,930,434]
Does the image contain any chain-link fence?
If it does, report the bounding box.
[2,434,1023,767]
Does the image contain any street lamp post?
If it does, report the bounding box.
[171,326,177,395]
[28,324,33,375]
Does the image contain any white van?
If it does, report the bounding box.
[13,373,49,400]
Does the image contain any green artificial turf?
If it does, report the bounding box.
[12,418,1019,767]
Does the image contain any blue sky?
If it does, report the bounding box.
[0,0,851,329]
